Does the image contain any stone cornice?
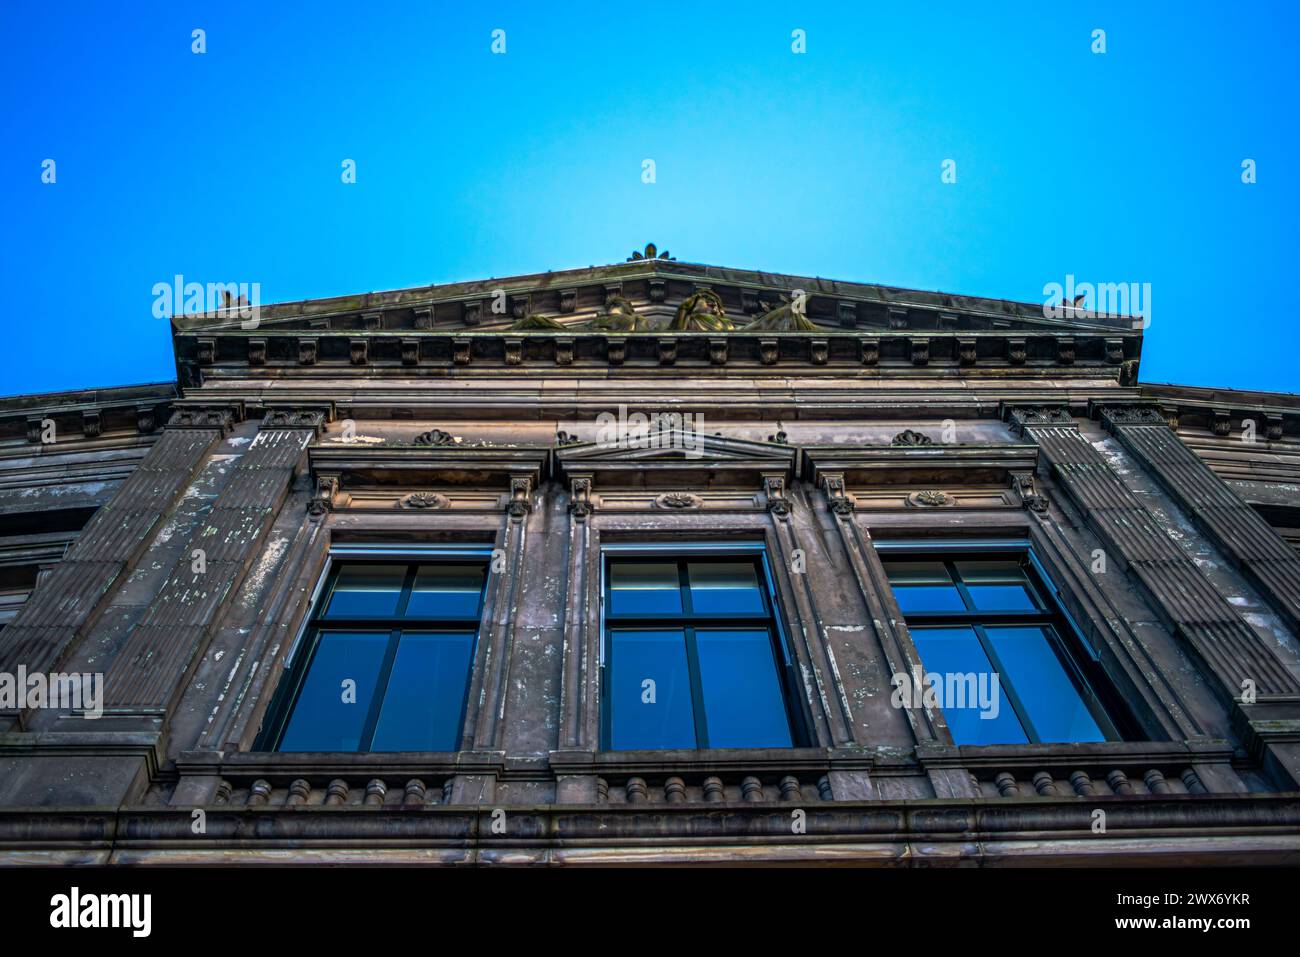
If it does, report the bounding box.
[176,329,1141,379]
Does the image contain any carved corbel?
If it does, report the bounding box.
[510,294,531,321]
[462,301,482,326]
[741,289,760,314]
[709,338,728,366]
[822,473,855,516]
[1104,338,1124,364]
[504,338,523,366]
[603,283,623,306]
[860,337,879,366]
[569,476,593,521]
[349,339,368,366]
[25,416,44,443]
[401,338,420,366]
[298,338,317,366]
[452,338,472,365]
[81,410,101,438]
[763,474,791,519]
[248,338,267,366]
[1118,358,1139,386]
[1210,409,1232,437]
[658,337,677,366]
[362,312,383,330]
[1056,337,1075,365]
[809,338,829,365]
[1264,413,1284,441]
[136,404,159,434]
[559,289,578,313]
[957,338,977,366]
[837,301,858,328]
[309,474,339,516]
[1007,338,1027,365]
[412,306,433,329]
[555,337,575,366]
[759,339,779,365]
[648,279,667,303]
[1010,470,1050,513]
[507,474,533,519]
[887,306,909,330]
[910,338,930,366]
[196,338,215,366]
[606,338,626,365]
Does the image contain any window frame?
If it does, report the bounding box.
[877,540,1139,745]
[599,544,807,751]
[256,547,493,753]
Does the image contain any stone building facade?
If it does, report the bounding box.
[1,249,1298,865]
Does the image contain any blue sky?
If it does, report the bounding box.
[2,1,1296,396]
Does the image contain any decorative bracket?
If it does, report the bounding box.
[1010,470,1050,513]
[822,472,855,516]
[763,473,792,519]
[508,474,533,519]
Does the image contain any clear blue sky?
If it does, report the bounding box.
[2,1,1296,396]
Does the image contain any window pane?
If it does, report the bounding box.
[884,561,965,613]
[609,630,696,749]
[695,629,792,748]
[324,564,405,618]
[985,626,1107,743]
[406,564,486,618]
[278,632,389,751]
[909,627,1028,745]
[608,562,682,615]
[956,560,1039,612]
[371,632,475,751]
[687,561,765,614]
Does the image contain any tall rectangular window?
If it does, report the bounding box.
[259,555,489,752]
[881,546,1132,746]
[602,551,802,750]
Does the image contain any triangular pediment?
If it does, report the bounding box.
[172,256,1136,338]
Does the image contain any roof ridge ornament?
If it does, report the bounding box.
[628,243,674,262]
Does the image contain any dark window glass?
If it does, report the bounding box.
[882,550,1127,746]
[371,632,477,750]
[909,627,1028,746]
[406,564,486,618]
[603,553,800,750]
[885,561,965,613]
[985,626,1106,743]
[263,557,490,753]
[956,560,1039,612]
[687,562,765,614]
[608,562,682,615]
[324,564,405,618]
[278,632,389,751]
[695,629,793,748]
[608,630,696,750]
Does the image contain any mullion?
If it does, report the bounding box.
[682,625,710,748]
[355,628,403,751]
[393,563,420,618]
[971,622,1042,743]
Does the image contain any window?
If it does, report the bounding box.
[258,555,490,752]
[881,546,1131,746]
[602,550,803,750]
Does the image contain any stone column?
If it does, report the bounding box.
[103,410,322,711]
[1097,403,1300,636]
[0,409,231,687]
[1006,405,1300,706]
